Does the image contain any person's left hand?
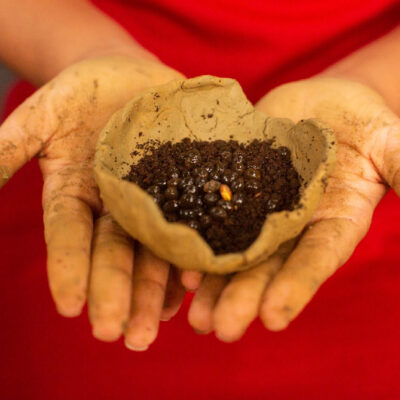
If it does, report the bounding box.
[186,77,400,341]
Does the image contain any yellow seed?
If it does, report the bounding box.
[219,184,232,201]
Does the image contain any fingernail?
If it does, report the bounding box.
[125,341,149,352]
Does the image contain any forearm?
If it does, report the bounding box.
[320,26,400,115]
[0,0,157,85]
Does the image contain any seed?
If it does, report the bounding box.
[180,193,197,208]
[179,177,194,189]
[185,150,202,168]
[200,214,212,228]
[187,219,201,231]
[221,169,234,184]
[220,150,232,162]
[219,184,232,201]
[210,206,228,221]
[152,193,164,205]
[167,166,180,178]
[163,199,179,213]
[193,167,209,179]
[154,175,168,188]
[180,209,197,219]
[203,180,221,193]
[164,186,179,200]
[167,177,180,187]
[217,199,233,211]
[147,185,161,195]
[232,162,244,173]
[232,192,245,206]
[184,184,198,195]
[195,176,207,188]
[245,168,261,180]
[246,179,261,193]
[231,178,244,192]
[204,192,219,205]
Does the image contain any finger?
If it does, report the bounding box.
[160,267,186,322]
[89,215,134,342]
[42,163,101,317]
[0,83,63,187]
[124,246,169,351]
[260,217,368,331]
[181,270,203,291]
[188,274,229,334]
[213,254,284,342]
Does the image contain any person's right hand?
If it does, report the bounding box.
[186,77,400,341]
[0,55,185,349]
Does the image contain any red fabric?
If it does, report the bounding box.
[1,1,400,399]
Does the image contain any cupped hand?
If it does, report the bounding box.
[187,77,400,341]
[0,55,186,349]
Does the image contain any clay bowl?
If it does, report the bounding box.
[94,75,336,274]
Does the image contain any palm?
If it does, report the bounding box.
[188,78,400,341]
[0,56,184,348]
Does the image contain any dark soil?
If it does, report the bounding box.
[124,138,301,254]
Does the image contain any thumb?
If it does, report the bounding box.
[374,109,400,197]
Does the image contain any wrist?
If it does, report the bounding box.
[316,26,400,115]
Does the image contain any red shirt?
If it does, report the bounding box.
[1,1,399,399]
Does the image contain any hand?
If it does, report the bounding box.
[187,77,400,341]
[0,55,185,349]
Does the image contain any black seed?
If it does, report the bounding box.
[195,176,207,188]
[232,162,244,173]
[168,166,180,178]
[203,180,221,193]
[167,177,180,187]
[184,184,197,195]
[246,179,261,193]
[220,150,232,162]
[204,192,219,205]
[217,199,234,212]
[152,193,164,205]
[163,199,179,213]
[179,177,194,189]
[180,209,197,219]
[187,219,201,230]
[232,192,245,206]
[200,214,212,228]
[147,185,161,195]
[245,168,261,180]
[193,167,208,179]
[164,186,179,200]
[154,175,168,188]
[277,146,290,157]
[210,206,228,220]
[267,199,278,211]
[194,207,205,217]
[221,169,234,184]
[180,193,197,208]
[185,150,202,168]
[231,178,244,192]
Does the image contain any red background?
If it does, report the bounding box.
[0,1,399,398]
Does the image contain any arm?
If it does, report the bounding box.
[0,0,156,85]
[321,25,400,115]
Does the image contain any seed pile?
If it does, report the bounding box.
[124,138,301,254]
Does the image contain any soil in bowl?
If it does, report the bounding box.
[124,138,301,254]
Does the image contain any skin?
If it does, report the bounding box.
[1,0,399,350]
[185,26,400,342]
[187,77,400,341]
